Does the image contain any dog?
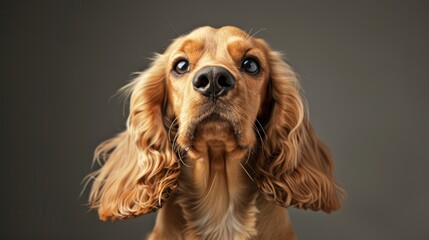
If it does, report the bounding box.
[87,26,344,239]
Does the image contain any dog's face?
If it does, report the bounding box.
[165,26,269,157]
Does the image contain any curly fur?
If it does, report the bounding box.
[88,54,180,220]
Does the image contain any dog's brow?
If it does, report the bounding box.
[227,39,253,61]
[181,39,204,54]
[177,39,204,62]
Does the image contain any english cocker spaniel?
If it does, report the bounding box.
[87,26,344,239]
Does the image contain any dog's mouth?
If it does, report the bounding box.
[178,101,246,152]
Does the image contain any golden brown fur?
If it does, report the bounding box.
[87,26,344,239]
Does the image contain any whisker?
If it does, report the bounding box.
[245,28,253,41]
[254,127,267,157]
[250,28,267,38]
[172,132,191,167]
[177,148,190,167]
[253,124,266,151]
[172,131,179,150]
[245,146,252,164]
[240,162,254,182]
[168,116,179,142]
[166,16,180,36]
[244,158,258,177]
[254,118,268,140]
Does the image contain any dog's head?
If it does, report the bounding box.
[167,26,271,161]
[88,26,344,220]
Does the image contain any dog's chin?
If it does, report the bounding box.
[194,114,235,141]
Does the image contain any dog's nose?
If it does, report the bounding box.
[192,66,236,100]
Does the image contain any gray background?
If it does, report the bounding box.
[1,0,428,239]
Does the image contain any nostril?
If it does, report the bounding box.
[195,75,209,89]
[218,75,233,88]
[218,75,227,87]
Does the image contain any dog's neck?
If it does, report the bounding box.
[175,144,259,239]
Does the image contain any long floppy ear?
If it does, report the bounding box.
[256,46,344,213]
[87,54,180,221]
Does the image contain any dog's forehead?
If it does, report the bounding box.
[173,26,260,61]
[182,26,254,50]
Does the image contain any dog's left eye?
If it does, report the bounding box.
[174,59,190,75]
[241,58,260,74]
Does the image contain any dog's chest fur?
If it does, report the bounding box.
[175,150,259,240]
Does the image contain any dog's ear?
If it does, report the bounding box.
[87,54,180,221]
[255,41,344,213]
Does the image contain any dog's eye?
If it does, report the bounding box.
[241,58,260,74]
[174,59,190,75]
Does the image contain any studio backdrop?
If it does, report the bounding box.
[1,1,428,239]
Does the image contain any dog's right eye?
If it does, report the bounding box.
[174,59,190,75]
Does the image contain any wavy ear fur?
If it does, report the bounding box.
[88,54,180,221]
[256,46,344,213]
